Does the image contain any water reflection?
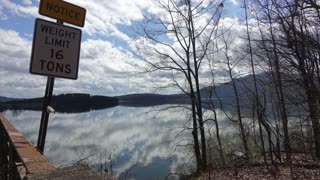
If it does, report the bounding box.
[3,106,207,179]
[3,103,240,179]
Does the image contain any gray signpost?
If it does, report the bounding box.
[30,0,86,154]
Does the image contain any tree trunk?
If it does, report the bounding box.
[244,0,266,163]
[188,0,207,170]
[224,39,250,157]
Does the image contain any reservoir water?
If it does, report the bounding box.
[3,105,211,179]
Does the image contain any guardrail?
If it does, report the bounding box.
[0,113,56,179]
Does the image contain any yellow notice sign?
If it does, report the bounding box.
[39,0,86,27]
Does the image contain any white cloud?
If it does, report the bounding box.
[0,28,31,72]
[229,0,239,5]
[0,0,148,41]
[0,0,38,17]
[0,1,263,98]
[80,39,139,74]
[22,0,33,5]
[0,28,174,98]
[65,0,148,39]
[0,28,47,98]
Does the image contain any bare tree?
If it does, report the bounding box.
[252,0,320,159]
[133,0,223,172]
[243,0,268,163]
[221,34,251,158]
[206,52,225,166]
[270,0,320,158]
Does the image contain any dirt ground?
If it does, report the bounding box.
[203,165,320,180]
[198,154,320,180]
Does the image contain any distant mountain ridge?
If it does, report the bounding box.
[0,96,22,102]
[200,72,271,99]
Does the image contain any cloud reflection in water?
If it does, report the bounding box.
[3,105,195,179]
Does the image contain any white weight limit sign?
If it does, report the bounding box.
[30,18,81,79]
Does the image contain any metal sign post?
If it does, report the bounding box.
[37,20,63,154]
[31,0,86,154]
[37,76,55,153]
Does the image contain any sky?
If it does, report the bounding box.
[0,0,246,98]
